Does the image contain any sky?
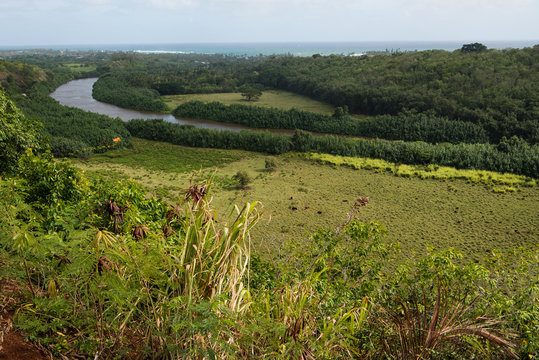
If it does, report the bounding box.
[1,0,538,46]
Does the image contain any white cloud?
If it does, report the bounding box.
[80,0,112,5]
[135,0,199,10]
[207,0,363,17]
[0,0,19,9]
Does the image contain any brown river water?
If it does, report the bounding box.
[50,78,294,134]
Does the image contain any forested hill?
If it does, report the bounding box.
[0,59,130,158]
[91,53,264,111]
[0,60,48,94]
[256,46,539,143]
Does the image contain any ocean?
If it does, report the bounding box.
[1,41,537,56]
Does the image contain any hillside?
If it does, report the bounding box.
[0,52,538,359]
[256,47,539,142]
[0,58,131,158]
[0,60,47,93]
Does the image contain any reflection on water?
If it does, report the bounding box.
[50,78,292,134]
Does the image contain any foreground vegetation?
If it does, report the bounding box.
[1,149,537,359]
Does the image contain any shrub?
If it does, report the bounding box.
[265,157,277,171]
[49,136,91,158]
[233,170,251,189]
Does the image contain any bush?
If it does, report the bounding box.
[18,149,82,206]
[49,136,91,158]
[233,170,251,189]
[265,157,277,171]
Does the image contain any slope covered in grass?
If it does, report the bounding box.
[72,138,539,263]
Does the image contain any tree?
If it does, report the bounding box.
[332,105,349,118]
[241,86,262,102]
[461,43,487,53]
[292,129,314,152]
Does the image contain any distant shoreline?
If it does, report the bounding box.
[1,40,537,56]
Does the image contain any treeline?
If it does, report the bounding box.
[89,48,539,144]
[6,51,111,79]
[256,47,539,143]
[103,52,263,94]
[173,100,488,144]
[127,119,291,155]
[92,72,168,112]
[91,52,264,104]
[127,119,539,177]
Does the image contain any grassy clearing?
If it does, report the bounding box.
[162,90,336,115]
[61,63,97,72]
[81,138,253,173]
[71,138,539,263]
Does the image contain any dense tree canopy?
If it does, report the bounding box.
[256,46,539,142]
[1,58,131,158]
[174,101,488,144]
[89,48,539,144]
[0,89,47,174]
[92,72,169,112]
[92,52,264,100]
[461,42,488,53]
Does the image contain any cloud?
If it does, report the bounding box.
[80,0,113,5]
[0,0,111,11]
[207,0,363,17]
[0,0,19,9]
[134,0,199,10]
[0,0,195,11]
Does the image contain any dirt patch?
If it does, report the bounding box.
[0,279,48,360]
[0,330,47,360]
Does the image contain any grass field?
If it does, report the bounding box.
[84,139,253,173]
[162,90,336,115]
[73,138,539,262]
[62,63,97,72]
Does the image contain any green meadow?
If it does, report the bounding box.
[62,63,97,72]
[162,90,336,114]
[73,138,539,262]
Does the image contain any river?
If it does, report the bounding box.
[50,78,292,134]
